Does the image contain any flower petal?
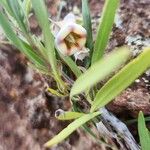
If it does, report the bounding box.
[72,23,87,36]
[55,40,68,55]
[64,13,76,23]
[77,37,86,49]
[56,24,72,41]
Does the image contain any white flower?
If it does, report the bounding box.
[52,13,87,56]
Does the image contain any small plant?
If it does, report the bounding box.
[0,0,150,148]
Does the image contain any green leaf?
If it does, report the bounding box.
[91,47,150,112]
[0,12,22,49]
[70,47,131,97]
[82,0,93,52]
[92,0,120,64]
[3,0,35,48]
[6,0,28,34]
[47,88,65,97]
[28,62,51,76]
[21,41,46,67]
[56,111,84,120]
[44,111,100,147]
[0,12,45,67]
[58,52,82,78]
[31,0,65,90]
[0,0,13,16]
[23,0,31,17]
[138,111,150,150]
[31,0,54,59]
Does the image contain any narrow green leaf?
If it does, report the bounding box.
[91,47,150,112]
[82,0,93,52]
[28,62,51,76]
[0,12,45,67]
[47,88,65,97]
[44,111,100,147]
[0,0,13,16]
[59,52,82,78]
[70,47,131,97]
[31,0,54,61]
[3,0,35,48]
[6,0,28,34]
[138,111,150,150]
[31,0,65,89]
[21,41,46,67]
[56,111,84,120]
[92,0,120,64]
[23,0,31,17]
[0,12,22,49]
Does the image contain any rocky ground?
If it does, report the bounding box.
[0,0,149,150]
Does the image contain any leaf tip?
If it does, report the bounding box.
[138,111,143,117]
[43,141,51,148]
[44,139,55,148]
